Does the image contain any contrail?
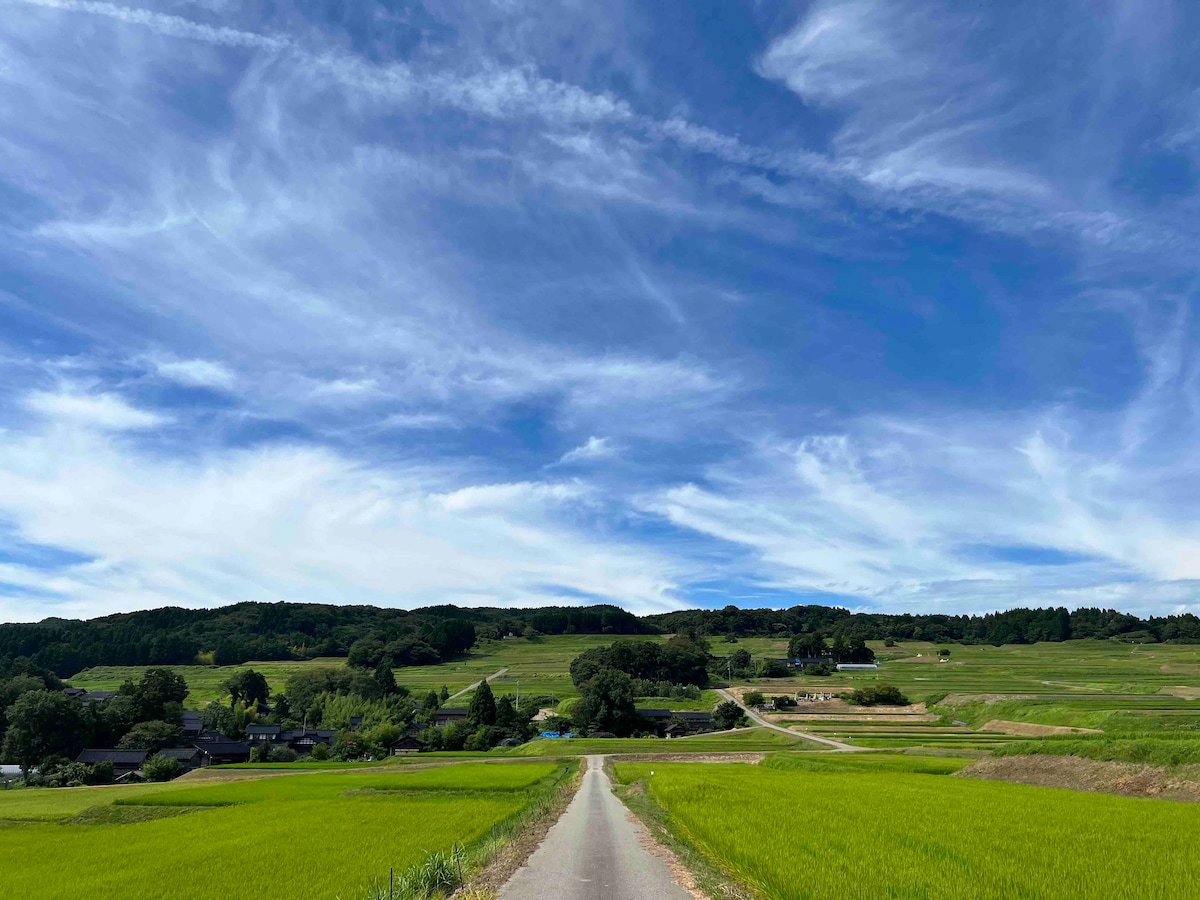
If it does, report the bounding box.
[8,0,293,51]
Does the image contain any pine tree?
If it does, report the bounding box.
[374,657,397,696]
[468,679,497,727]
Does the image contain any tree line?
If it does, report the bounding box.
[3,600,1196,681]
[0,602,653,677]
[650,604,1200,646]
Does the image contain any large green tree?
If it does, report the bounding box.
[223,669,270,708]
[374,657,397,696]
[117,720,181,753]
[1,690,85,775]
[574,667,639,736]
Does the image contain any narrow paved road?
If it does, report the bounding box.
[715,688,858,751]
[445,667,509,701]
[499,756,693,900]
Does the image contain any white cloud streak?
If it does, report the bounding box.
[9,0,292,49]
[0,401,689,620]
[24,387,165,430]
[155,358,236,389]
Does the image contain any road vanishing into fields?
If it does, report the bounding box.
[445,667,509,701]
[715,688,858,751]
[498,756,693,900]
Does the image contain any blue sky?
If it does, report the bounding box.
[0,0,1198,621]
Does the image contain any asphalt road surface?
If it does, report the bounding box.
[498,755,693,900]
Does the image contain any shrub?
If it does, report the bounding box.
[143,754,182,782]
[713,700,747,730]
[847,684,908,707]
[90,760,114,784]
[267,745,298,763]
[743,691,765,708]
[760,659,791,678]
[310,742,330,761]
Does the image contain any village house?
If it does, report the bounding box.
[76,749,148,780]
[635,708,714,736]
[284,729,336,754]
[434,707,469,728]
[181,711,204,739]
[389,734,425,755]
[246,724,282,744]
[195,741,251,765]
[157,747,204,773]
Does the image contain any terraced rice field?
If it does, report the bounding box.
[0,762,572,899]
[736,640,1200,751]
[614,757,1200,899]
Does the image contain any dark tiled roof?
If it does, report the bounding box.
[435,707,468,717]
[247,724,281,735]
[77,749,148,766]
[158,748,202,762]
[195,731,231,742]
[637,709,712,722]
[197,741,249,755]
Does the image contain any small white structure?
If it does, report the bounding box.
[835,663,879,671]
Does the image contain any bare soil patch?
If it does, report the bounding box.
[980,720,1102,737]
[1159,685,1200,700]
[960,755,1200,803]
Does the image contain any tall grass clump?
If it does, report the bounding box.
[362,845,468,900]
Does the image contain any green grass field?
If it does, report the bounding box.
[511,727,803,756]
[0,762,571,899]
[614,758,1200,899]
[733,638,1200,752]
[66,637,1200,759]
[65,635,651,707]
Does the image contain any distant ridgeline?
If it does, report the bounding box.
[0,603,652,677]
[0,601,1197,678]
[650,605,1200,648]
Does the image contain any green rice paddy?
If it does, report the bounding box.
[0,762,571,899]
[614,758,1200,899]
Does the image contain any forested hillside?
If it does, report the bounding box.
[1,600,1197,678]
[0,603,651,676]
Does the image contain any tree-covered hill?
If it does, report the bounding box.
[1,599,1197,678]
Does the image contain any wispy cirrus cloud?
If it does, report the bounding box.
[0,0,1198,622]
[0,392,690,620]
[556,436,616,466]
[154,358,236,390]
[24,386,166,430]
